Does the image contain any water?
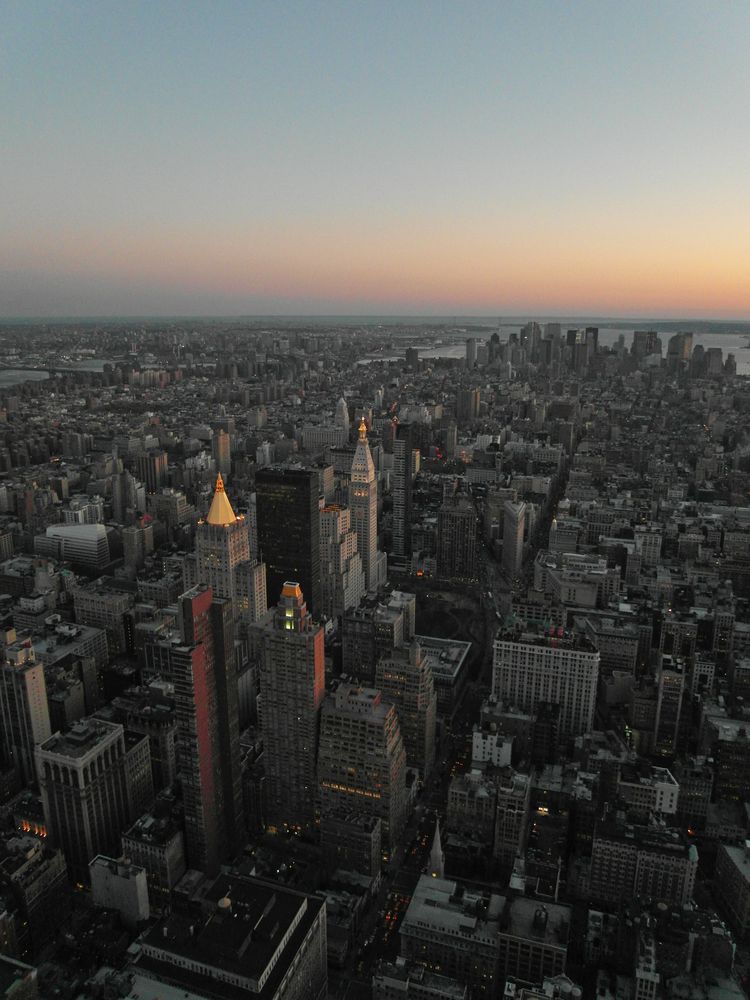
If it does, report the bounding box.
[0,358,107,388]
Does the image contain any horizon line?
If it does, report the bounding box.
[2,312,750,325]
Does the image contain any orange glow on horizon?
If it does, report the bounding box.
[4,214,749,317]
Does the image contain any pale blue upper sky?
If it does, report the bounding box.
[2,1,749,316]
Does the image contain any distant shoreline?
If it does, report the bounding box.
[1,314,750,331]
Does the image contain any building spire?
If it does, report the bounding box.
[206,472,237,525]
[429,818,444,879]
[358,416,368,441]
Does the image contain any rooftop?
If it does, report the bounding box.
[414,634,471,681]
[38,718,121,760]
[138,874,324,1000]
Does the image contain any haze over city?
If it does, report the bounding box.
[2,1,750,319]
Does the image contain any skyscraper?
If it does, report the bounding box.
[191,474,267,622]
[350,418,386,591]
[212,428,231,478]
[374,639,437,779]
[171,585,243,873]
[392,423,414,559]
[334,396,350,435]
[456,388,480,424]
[319,504,365,618]
[136,449,169,494]
[36,719,132,880]
[465,338,477,369]
[256,468,321,618]
[502,501,526,580]
[255,582,325,833]
[437,494,478,581]
[318,682,408,852]
[0,639,51,785]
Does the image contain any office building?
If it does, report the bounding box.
[0,834,68,959]
[493,767,532,865]
[256,467,321,618]
[318,682,408,852]
[588,820,698,906]
[319,504,365,618]
[121,812,187,914]
[437,495,478,581]
[122,516,154,570]
[342,590,415,683]
[35,523,110,570]
[335,396,350,435]
[191,473,266,622]
[212,428,231,478]
[714,841,750,940]
[136,873,327,1000]
[36,719,133,880]
[456,388,480,424]
[392,424,414,559]
[447,770,497,848]
[400,876,568,995]
[136,449,169,494]
[502,501,526,580]
[320,810,382,878]
[255,582,325,833]
[0,641,51,785]
[654,656,686,756]
[465,338,477,369]
[172,585,244,873]
[350,419,387,592]
[374,640,437,779]
[492,626,599,737]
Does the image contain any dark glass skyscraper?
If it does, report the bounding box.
[255,467,321,618]
[392,423,413,558]
[170,585,243,874]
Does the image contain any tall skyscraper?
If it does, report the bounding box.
[256,468,321,618]
[350,419,386,591]
[334,396,350,435]
[136,449,169,494]
[319,504,365,618]
[392,423,414,559]
[502,501,526,580]
[0,639,51,785]
[318,682,408,852]
[255,582,325,833]
[190,474,267,622]
[456,388,480,424]
[212,428,231,478]
[171,585,243,873]
[437,494,478,581]
[465,338,477,369]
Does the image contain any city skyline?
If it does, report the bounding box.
[3,2,750,319]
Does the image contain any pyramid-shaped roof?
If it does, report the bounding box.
[206,473,237,526]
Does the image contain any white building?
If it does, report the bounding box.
[492,626,599,737]
[36,523,110,569]
[90,854,150,928]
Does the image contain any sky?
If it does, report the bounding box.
[2,1,749,319]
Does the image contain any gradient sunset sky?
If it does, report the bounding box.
[2,1,749,318]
